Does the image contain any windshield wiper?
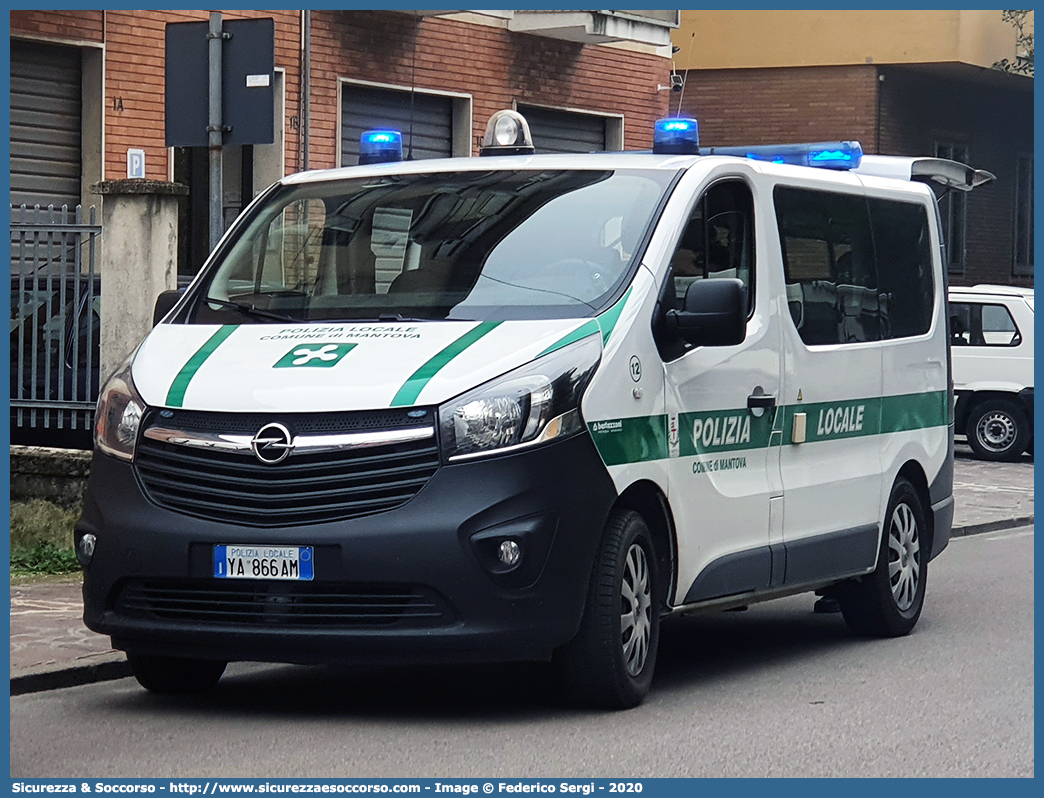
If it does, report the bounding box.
[378,313,433,323]
[202,296,299,323]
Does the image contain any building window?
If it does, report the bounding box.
[1013,154,1033,276]
[934,142,969,275]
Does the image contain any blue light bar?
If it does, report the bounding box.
[703,141,863,170]
[653,117,700,155]
[359,130,403,165]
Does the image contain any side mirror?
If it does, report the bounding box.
[153,290,183,326]
[666,278,746,347]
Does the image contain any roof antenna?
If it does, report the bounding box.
[675,31,695,117]
[407,32,417,160]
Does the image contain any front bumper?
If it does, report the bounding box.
[79,432,617,664]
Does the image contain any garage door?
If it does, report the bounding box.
[341,85,453,166]
[10,40,82,209]
[517,105,607,154]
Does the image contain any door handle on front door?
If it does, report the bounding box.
[747,387,776,417]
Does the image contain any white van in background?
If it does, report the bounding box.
[949,285,1034,461]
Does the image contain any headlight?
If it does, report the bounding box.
[439,334,601,461]
[94,356,146,461]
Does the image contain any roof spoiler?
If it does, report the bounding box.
[854,155,995,192]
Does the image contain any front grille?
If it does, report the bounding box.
[114,579,455,629]
[134,410,440,527]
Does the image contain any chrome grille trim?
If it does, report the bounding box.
[142,424,435,456]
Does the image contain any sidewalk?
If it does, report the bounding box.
[9,447,1033,694]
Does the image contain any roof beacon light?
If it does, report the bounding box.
[653,117,700,155]
[359,130,403,165]
[704,141,863,170]
[480,110,536,157]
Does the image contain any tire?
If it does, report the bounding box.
[555,509,660,710]
[966,398,1031,462]
[128,653,227,695]
[839,478,927,638]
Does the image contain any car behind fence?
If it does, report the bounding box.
[10,203,101,449]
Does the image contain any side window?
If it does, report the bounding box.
[949,302,1021,347]
[869,198,934,338]
[669,180,755,314]
[982,304,1020,345]
[773,187,879,345]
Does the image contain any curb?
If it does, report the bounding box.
[11,658,133,696]
[951,515,1034,538]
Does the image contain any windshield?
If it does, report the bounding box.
[186,168,674,324]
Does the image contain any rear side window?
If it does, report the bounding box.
[949,302,1022,347]
[774,187,880,345]
[774,187,935,345]
[869,198,934,339]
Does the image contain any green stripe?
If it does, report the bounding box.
[596,288,632,345]
[390,321,502,407]
[588,390,948,466]
[588,415,668,466]
[781,391,948,444]
[679,408,775,456]
[535,289,632,360]
[881,390,949,434]
[165,325,238,407]
[781,398,883,444]
[538,319,600,358]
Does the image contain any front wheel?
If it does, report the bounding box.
[839,478,927,637]
[966,398,1031,461]
[128,653,227,695]
[555,509,660,710]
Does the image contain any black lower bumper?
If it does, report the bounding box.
[79,433,617,665]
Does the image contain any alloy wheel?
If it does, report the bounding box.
[887,502,920,611]
[620,542,652,676]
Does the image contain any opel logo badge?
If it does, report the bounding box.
[250,422,294,465]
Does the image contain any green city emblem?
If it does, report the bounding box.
[273,342,356,368]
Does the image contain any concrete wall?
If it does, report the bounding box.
[91,180,186,379]
[10,446,91,510]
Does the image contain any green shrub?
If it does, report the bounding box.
[10,500,80,574]
[11,541,80,574]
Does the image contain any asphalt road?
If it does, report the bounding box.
[10,526,1033,779]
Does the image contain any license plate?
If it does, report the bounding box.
[214,545,314,581]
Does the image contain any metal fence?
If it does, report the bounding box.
[10,204,102,445]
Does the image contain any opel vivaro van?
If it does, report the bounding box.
[79,112,993,708]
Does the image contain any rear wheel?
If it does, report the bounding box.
[839,478,927,637]
[128,653,227,694]
[555,509,660,709]
[966,398,1030,461]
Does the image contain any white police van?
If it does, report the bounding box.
[79,111,993,708]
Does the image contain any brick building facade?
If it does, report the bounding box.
[671,9,1033,288]
[10,9,673,274]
